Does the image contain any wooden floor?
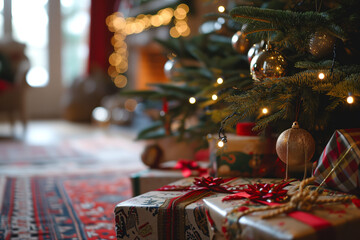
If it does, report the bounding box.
[0,119,137,144]
[0,119,147,176]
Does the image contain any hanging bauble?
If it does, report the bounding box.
[141,144,163,168]
[250,47,288,81]
[164,58,181,80]
[199,20,218,34]
[247,40,265,63]
[214,17,232,36]
[308,31,336,58]
[276,121,315,167]
[231,31,250,54]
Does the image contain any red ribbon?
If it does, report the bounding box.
[174,160,208,177]
[222,182,336,240]
[158,176,243,240]
[162,97,168,113]
[192,177,237,193]
[157,176,244,193]
[222,180,292,203]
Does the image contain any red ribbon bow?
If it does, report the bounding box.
[157,176,242,193]
[222,180,292,203]
[192,177,235,193]
[174,160,208,177]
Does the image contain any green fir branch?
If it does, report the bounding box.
[254,109,286,131]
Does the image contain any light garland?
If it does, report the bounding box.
[347,95,354,104]
[262,107,269,114]
[217,139,225,148]
[218,5,225,13]
[318,72,325,80]
[106,4,190,88]
[189,97,196,104]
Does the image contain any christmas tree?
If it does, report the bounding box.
[124,25,252,147]
[124,0,360,159]
[216,0,360,155]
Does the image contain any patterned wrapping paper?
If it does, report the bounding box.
[313,128,360,194]
[204,180,360,240]
[115,177,266,240]
[209,134,278,178]
[115,177,223,240]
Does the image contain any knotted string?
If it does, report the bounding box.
[231,177,355,220]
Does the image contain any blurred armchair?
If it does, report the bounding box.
[0,37,30,131]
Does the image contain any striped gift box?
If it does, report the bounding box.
[313,129,360,194]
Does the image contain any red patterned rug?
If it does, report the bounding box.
[0,173,134,239]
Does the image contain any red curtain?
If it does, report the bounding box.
[87,0,119,74]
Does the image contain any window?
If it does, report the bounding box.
[61,0,90,86]
[12,0,49,87]
[3,0,90,88]
[0,0,4,36]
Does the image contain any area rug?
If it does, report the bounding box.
[0,172,134,239]
[0,135,145,176]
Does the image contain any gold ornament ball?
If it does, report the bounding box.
[214,18,232,36]
[141,144,163,168]
[250,49,287,81]
[164,59,182,80]
[309,31,336,58]
[231,31,250,54]
[247,41,265,63]
[276,121,315,166]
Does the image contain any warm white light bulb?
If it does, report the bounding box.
[262,108,269,114]
[189,97,196,104]
[212,94,218,100]
[217,77,223,84]
[218,6,225,13]
[217,140,224,148]
[347,96,354,104]
[318,72,325,80]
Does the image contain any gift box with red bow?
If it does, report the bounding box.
[115,177,256,240]
[130,159,209,196]
[204,178,360,240]
[313,128,360,194]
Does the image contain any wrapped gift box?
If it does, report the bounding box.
[204,179,360,240]
[115,177,249,240]
[131,169,187,196]
[131,161,209,196]
[313,128,360,194]
[209,133,279,178]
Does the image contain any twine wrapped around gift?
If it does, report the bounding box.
[236,177,356,219]
[221,177,357,240]
[219,143,360,240]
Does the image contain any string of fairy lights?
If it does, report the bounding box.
[106,3,190,89]
[105,3,355,143]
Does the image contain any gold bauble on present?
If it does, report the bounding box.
[276,121,315,166]
[250,48,287,81]
[309,31,336,58]
[231,31,251,54]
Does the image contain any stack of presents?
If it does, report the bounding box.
[114,124,360,239]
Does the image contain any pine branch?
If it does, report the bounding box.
[230,6,346,46]
[295,60,335,69]
[254,109,286,131]
[136,121,166,140]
